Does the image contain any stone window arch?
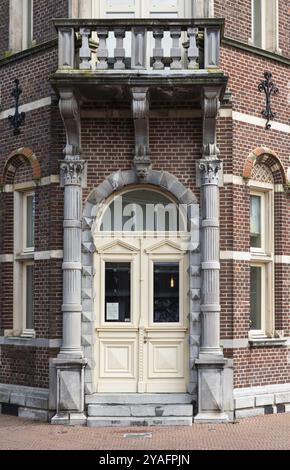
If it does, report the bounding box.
[81,169,201,395]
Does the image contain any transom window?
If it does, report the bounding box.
[100,189,186,233]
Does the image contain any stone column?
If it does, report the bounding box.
[52,90,87,426]
[195,87,229,423]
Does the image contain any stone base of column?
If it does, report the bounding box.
[194,355,230,423]
[51,357,87,426]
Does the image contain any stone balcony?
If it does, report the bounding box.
[51,18,227,104]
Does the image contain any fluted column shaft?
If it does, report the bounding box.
[199,160,222,355]
[60,163,84,358]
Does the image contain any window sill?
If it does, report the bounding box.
[249,337,287,347]
[15,251,35,261]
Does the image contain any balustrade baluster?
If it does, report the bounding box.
[187,27,199,69]
[114,28,126,70]
[96,28,109,70]
[170,27,182,70]
[79,27,92,70]
[153,28,164,70]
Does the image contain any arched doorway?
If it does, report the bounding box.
[93,186,190,393]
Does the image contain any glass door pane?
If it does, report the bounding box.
[154,262,179,323]
[105,262,131,322]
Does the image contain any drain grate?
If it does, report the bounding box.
[124,433,152,439]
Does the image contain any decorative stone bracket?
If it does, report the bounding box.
[59,89,82,160]
[130,87,151,181]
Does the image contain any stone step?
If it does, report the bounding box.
[87,416,193,427]
[85,393,194,405]
[87,404,193,417]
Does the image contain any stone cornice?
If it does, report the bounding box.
[0,38,57,67]
[222,37,290,67]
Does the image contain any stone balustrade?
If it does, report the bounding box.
[54,18,223,72]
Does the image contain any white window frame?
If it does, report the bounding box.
[9,0,34,53]
[249,181,275,338]
[12,188,35,338]
[22,0,33,51]
[22,191,35,253]
[250,0,280,53]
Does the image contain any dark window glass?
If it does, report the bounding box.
[26,264,34,329]
[154,262,179,323]
[26,194,35,248]
[250,266,262,330]
[105,263,131,322]
[253,0,262,48]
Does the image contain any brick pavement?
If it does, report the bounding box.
[0,413,289,450]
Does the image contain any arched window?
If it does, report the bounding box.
[249,163,274,337]
[99,188,187,233]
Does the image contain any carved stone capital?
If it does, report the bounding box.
[60,160,86,186]
[199,159,221,185]
[59,90,81,160]
[131,87,151,181]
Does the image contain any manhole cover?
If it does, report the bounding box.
[124,433,152,439]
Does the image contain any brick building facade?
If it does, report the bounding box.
[0,0,289,425]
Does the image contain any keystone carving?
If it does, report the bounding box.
[131,87,151,181]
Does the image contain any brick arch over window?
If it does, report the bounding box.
[1,147,41,185]
[243,147,286,186]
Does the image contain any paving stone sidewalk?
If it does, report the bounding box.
[0,413,289,450]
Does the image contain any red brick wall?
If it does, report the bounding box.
[215,0,252,45]
[0,347,58,388]
[33,0,68,46]
[234,347,290,388]
[0,0,68,57]
[215,0,290,58]
[0,0,9,57]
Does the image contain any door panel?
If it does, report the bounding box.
[100,0,142,17]
[98,330,138,392]
[94,236,189,393]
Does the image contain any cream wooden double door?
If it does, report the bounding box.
[94,235,189,393]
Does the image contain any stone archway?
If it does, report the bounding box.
[81,169,201,397]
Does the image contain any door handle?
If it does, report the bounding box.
[143,336,150,344]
